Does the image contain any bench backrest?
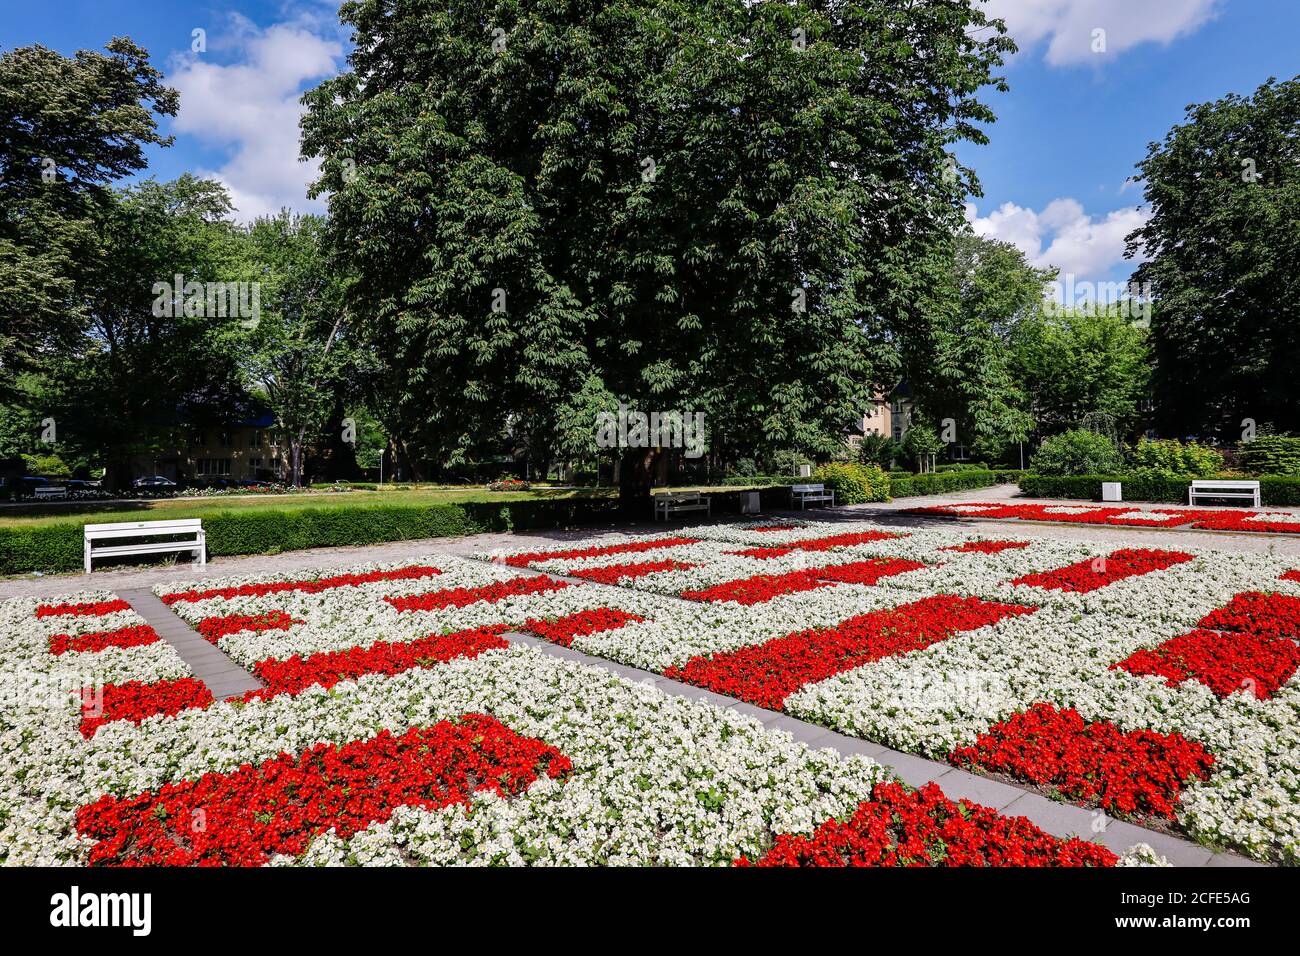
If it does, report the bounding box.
[1190,480,1259,489]
[791,484,825,493]
[659,492,701,503]
[85,519,203,539]
[34,486,66,496]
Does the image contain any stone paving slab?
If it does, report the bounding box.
[499,629,1263,867]
[119,588,263,697]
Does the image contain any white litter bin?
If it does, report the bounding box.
[1101,482,1122,502]
[740,491,761,514]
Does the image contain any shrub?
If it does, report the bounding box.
[1238,436,1300,476]
[1129,438,1222,477]
[887,469,1004,498]
[21,453,71,478]
[1031,430,1124,476]
[857,434,900,470]
[813,462,889,504]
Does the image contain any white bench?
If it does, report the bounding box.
[33,485,67,499]
[791,483,835,509]
[84,519,206,573]
[654,492,711,521]
[1189,479,1260,508]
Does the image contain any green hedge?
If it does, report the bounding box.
[1018,473,1300,506]
[0,489,802,577]
[887,469,1013,498]
[0,499,624,577]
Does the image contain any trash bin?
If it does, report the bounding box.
[1101,482,1122,502]
[740,491,761,514]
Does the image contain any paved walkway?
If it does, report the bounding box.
[119,588,264,698]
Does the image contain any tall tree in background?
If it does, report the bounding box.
[1009,307,1151,439]
[1128,76,1300,439]
[42,176,250,489]
[904,232,1046,461]
[245,212,370,487]
[0,39,177,404]
[302,0,1014,508]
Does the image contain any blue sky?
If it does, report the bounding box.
[4,0,1297,289]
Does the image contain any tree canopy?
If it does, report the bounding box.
[0,38,177,402]
[1128,76,1300,440]
[301,0,1014,502]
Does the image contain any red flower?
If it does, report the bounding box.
[1199,591,1300,639]
[162,565,441,605]
[940,540,1031,554]
[385,575,569,612]
[80,678,214,738]
[501,537,699,568]
[196,610,303,645]
[523,608,645,647]
[736,781,1116,867]
[1013,548,1193,593]
[948,703,1214,820]
[49,625,161,656]
[1116,628,1300,700]
[727,530,902,560]
[245,626,509,698]
[568,559,697,584]
[681,558,926,606]
[36,599,131,618]
[76,714,572,866]
[666,595,1035,709]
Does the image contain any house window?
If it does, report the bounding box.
[252,429,264,449]
[249,458,263,471]
[197,458,232,476]
[218,430,234,448]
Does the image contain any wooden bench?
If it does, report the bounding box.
[654,492,711,521]
[84,519,206,573]
[791,483,835,509]
[33,485,67,500]
[1188,479,1261,508]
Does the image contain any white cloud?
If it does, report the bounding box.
[168,15,343,221]
[965,198,1149,281]
[981,0,1219,65]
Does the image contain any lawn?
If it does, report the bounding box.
[0,485,614,529]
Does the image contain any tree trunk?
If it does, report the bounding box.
[618,448,658,518]
[290,438,304,488]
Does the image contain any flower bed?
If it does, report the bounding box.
[3,565,1166,867]
[488,521,1300,862]
[737,781,1118,867]
[13,520,1298,865]
[948,703,1215,819]
[909,501,1300,536]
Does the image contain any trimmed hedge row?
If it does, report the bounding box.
[0,499,624,577]
[887,469,1023,498]
[1018,473,1300,506]
[0,487,800,577]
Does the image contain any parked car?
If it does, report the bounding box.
[132,475,177,489]
[65,479,101,491]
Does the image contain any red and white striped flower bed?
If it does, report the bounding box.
[488,521,1300,863]
[908,501,1300,535]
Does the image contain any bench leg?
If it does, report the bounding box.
[84,545,92,574]
[197,534,206,568]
